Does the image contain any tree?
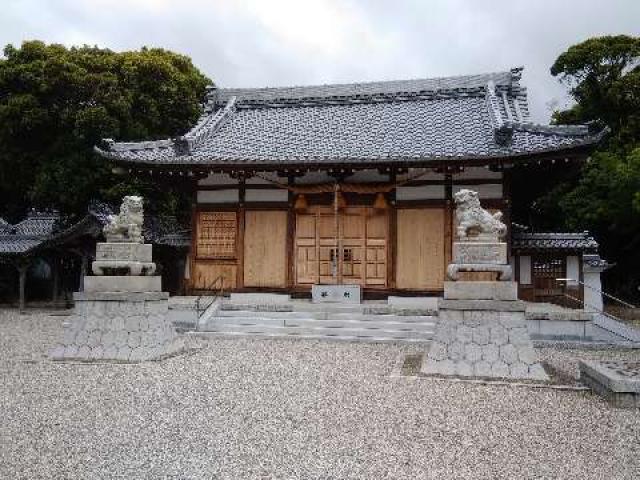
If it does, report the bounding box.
[0,41,211,220]
[513,35,640,300]
[551,35,640,148]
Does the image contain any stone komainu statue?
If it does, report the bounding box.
[103,195,144,243]
[454,189,506,241]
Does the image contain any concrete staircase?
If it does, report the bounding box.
[196,301,438,343]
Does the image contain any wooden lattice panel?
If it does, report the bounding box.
[196,212,237,259]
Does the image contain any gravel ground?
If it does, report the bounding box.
[1,310,640,479]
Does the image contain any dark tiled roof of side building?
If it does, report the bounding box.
[95,67,605,168]
[0,204,189,257]
[512,231,599,252]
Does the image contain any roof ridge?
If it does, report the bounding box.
[211,68,521,106]
[215,68,519,93]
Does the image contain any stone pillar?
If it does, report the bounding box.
[582,254,609,312]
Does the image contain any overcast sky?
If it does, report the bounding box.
[2,0,639,122]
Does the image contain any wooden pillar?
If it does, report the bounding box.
[444,172,454,270]
[51,256,60,303]
[79,254,89,292]
[17,263,27,313]
[388,170,397,289]
[286,175,296,289]
[237,175,246,289]
[503,167,513,258]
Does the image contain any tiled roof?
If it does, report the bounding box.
[96,67,604,168]
[512,231,599,252]
[143,215,190,248]
[0,204,189,257]
[0,211,61,255]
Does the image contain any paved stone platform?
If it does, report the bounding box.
[580,360,640,408]
[422,301,549,381]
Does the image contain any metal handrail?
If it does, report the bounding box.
[556,278,637,310]
[194,275,225,331]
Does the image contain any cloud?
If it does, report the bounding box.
[1,0,639,122]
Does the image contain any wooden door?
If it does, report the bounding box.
[396,208,445,290]
[532,255,566,301]
[294,206,388,287]
[243,210,288,287]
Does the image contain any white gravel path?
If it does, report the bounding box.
[1,310,640,479]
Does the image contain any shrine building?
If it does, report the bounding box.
[95,67,605,301]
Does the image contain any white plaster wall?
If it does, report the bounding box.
[347,170,389,182]
[198,173,237,186]
[566,256,580,287]
[454,167,502,180]
[396,185,445,200]
[197,189,239,203]
[404,168,444,181]
[245,189,289,202]
[295,171,333,184]
[453,184,503,199]
[519,255,532,285]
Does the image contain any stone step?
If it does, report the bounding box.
[215,309,436,323]
[198,323,435,340]
[205,315,437,331]
[190,331,432,344]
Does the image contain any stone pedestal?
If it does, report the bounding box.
[422,189,546,380]
[444,281,518,301]
[50,208,179,362]
[421,299,549,381]
[50,292,180,362]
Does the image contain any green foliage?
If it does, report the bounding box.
[551,35,640,148]
[516,35,640,299]
[0,40,210,220]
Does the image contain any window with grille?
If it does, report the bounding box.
[532,255,565,297]
[196,212,237,259]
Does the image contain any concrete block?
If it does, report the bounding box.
[96,242,152,262]
[84,275,162,293]
[452,242,507,265]
[312,284,361,304]
[580,361,640,394]
[74,292,169,302]
[444,281,518,301]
